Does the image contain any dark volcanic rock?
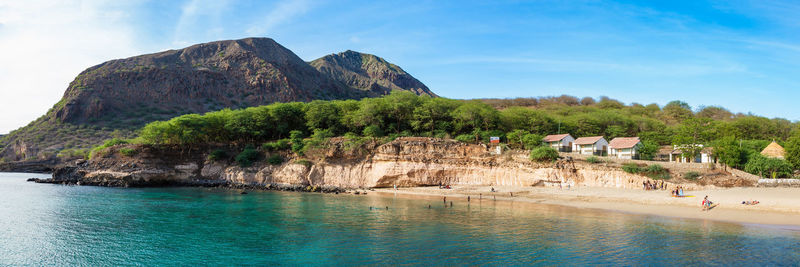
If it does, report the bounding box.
[310,50,436,97]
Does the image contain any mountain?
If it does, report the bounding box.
[0,37,434,162]
[310,50,436,97]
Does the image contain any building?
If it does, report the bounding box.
[608,137,642,159]
[543,134,574,152]
[660,145,715,163]
[572,136,608,156]
[761,141,785,159]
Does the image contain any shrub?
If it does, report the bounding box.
[362,125,383,137]
[267,154,284,165]
[262,139,291,151]
[454,134,475,143]
[745,153,793,178]
[235,145,261,167]
[290,130,305,154]
[119,148,137,157]
[648,172,671,180]
[90,138,130,159]
[684,171,701,180]
[521,133,544,150]
[529,146,559,162]
[208,149,227,161]
[645,164,664,173]
[295,159,312,167]
[586,156,600,164]
[622,163,641,174]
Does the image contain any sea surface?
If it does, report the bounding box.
[1,172,799,266]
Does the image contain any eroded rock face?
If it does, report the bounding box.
[46,138,694,190]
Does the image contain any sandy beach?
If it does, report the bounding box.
[374,185,800,228]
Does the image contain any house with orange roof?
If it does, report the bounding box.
[571,136,608,156]
[608,137,642,159]
[542,133,574,152]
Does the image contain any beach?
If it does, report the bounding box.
[374,185,800,228]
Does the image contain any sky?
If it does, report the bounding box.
[1,0,799,134]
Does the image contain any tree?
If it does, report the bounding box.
[785,130,800,170]
[713,136,746,170]
[672,118,713,160]
[638,141,659,160]
[305,100,343,134]
[362,125,383,138]
[451,101,499,134]
[506,129,529,149]
[662,100,693,124]
[518,133,543,150]
[744,153,793,178]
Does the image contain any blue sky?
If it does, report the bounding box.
[1,0,799,133]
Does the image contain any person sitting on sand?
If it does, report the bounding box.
[702,196,714,211]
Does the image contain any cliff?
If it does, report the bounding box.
[39,138,754,190]
[0,38,434,163]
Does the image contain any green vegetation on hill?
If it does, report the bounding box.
[126,91,800,177]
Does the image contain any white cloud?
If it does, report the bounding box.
[0,0,143,133]
[245,0,311,36]
[172,0,231,46]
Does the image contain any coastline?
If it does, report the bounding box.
[373,185,800,228]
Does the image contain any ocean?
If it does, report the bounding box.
[1,172,798,266]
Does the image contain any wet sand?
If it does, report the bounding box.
[373,185,800,227]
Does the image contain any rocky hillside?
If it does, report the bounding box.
[38,137,751,189]
[0,38,434,162]
[311,50,435,97]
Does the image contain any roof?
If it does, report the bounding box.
[543,134,571,142]
[761,141,785,159]
[573,136,605,145]
[657,145,674,155]
[608,137,641,149]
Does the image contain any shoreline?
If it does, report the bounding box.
[373,185,800,229]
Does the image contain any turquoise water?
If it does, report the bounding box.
[1,172,799,266]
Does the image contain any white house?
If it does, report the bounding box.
[543,134,574,152]
[669,145,715,163]
[572,136,608,156]
[608,137,642,159]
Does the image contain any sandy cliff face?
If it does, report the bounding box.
[49,137,699,190]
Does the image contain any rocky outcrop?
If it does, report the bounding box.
[41,138,708,190]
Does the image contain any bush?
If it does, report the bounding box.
[622,163,641,174]
[208,149,227,161]
[290,130,305,154]
[262,139,291,151]
[645,164,664,173]
[90,138,130,159]
[362,125,383,137]
[529,146,559,162]
[684,171,701,180]
[295,159,312,167]
[454,134,475,143]
[235,145,261,167]
[586,156,600,164]
[119,148,137,157]
[745,153,793,178]
[267,154,284,165]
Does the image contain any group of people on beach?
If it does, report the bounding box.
[671,186,686,197]
[643,180,665,191]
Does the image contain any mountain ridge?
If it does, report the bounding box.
[0,37,435,162]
